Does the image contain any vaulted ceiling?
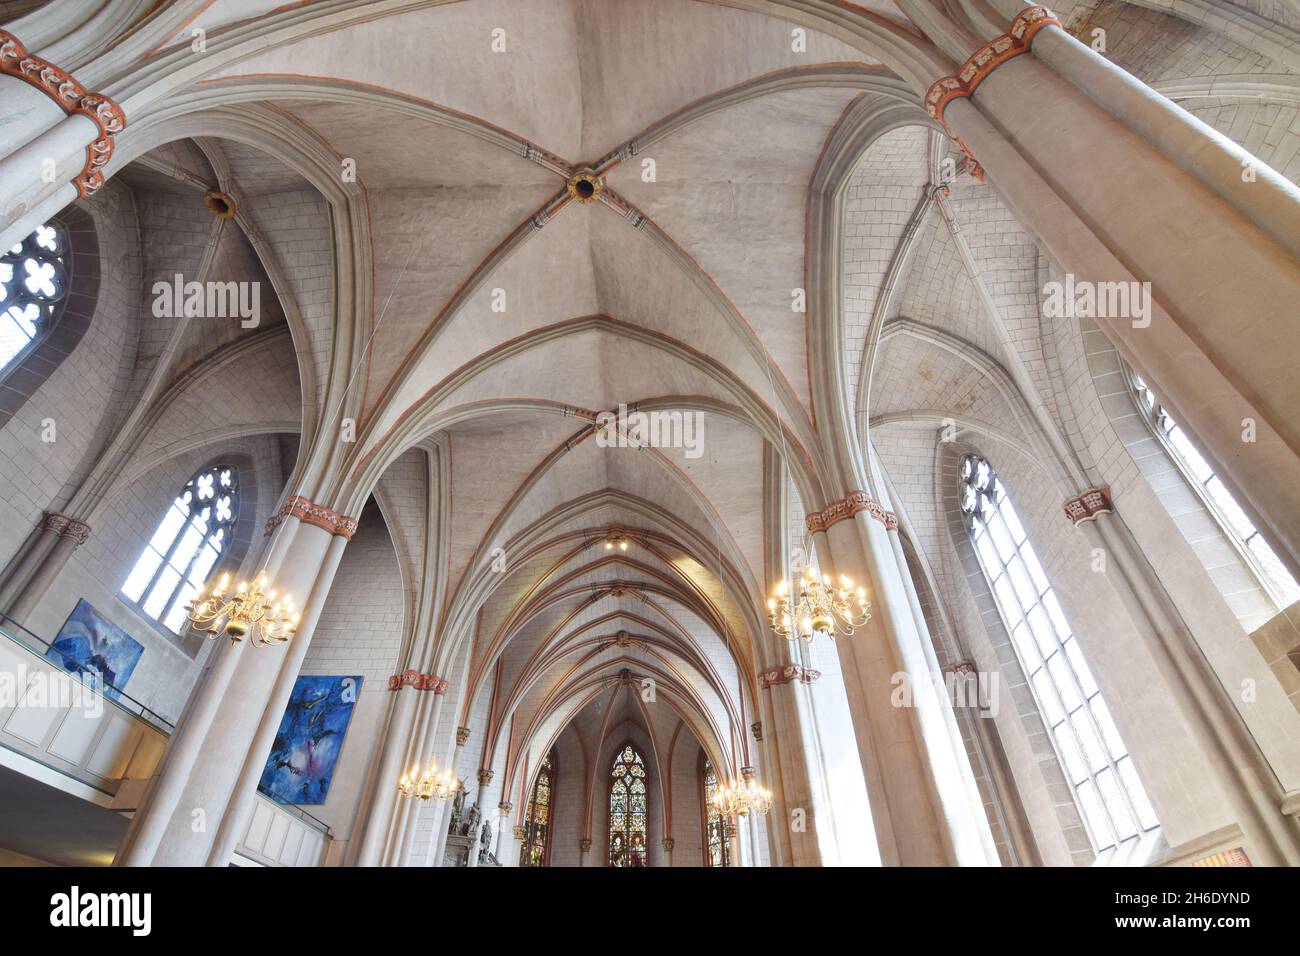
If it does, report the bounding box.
[37,0,1297,799]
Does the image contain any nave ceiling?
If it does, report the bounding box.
[8,0,1299,810]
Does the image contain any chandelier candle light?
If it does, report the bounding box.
[398,756,460,801]
[185,570,300,647]
[712,768,772,817]
[768,569,871,641]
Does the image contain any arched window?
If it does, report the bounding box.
[1130,372,1299,610]
[1,222,67,372]
[122,465,239,635]
[960,453,1159,853]
[702,757,729,867]
[608,743,648,867]
[520,750,555,867]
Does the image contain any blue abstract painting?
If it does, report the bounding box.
[258,675,363,806]
[46,599,144,702]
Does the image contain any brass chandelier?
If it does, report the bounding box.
[712,767,772,817]
[185,570,299,647]
[398,756,460,801]
[767,569,871,641]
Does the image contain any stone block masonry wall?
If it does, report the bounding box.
[841,125,931,415]
[0,184,139,562]
[117,184,221,413]
[240,188,342,412]
[902,538,1015,865]
[548,727,584,866]
[1064,0,1300,183]
[669,733,704,866]
[298,499,405,849]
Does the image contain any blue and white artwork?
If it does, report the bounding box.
[46,599,145,701]
[258,674,363,806]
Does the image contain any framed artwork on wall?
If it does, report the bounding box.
[46,598,145,702]
[258,674,363,806]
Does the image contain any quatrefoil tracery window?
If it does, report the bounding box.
[1,223,68,373]
[122,466,239,635]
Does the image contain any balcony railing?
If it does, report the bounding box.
[0,610,174,734]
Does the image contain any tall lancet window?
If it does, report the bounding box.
[122,465,239,634]
[608,744,648,867]
[702,757,729,867]
[520,750,555,867]
[960,454,1159,853]
[1,222,67,372]
[1131,373,1299,609]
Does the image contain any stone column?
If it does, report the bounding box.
[466,769,493,868]
[807,490,997,865]
[389,683,447,866]
[0,30,125,250]
[510,822,527,867]
[578,837,592,867]
[747,810,764,867]
[929,7,1300,577]
[205,529,350,865]
[352,682,421,866]
[119,497,357,867]
[114,507,305,867]
[740,766,767,867]
[660,837,674,867]
[731,816,747,866]
[496,802,512,864]
[1,512,91,625]
[1063,488,1300,866]
[0,72,68,160]
[430,726,471,866]
[757,665,824,865]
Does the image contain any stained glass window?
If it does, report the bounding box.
[520,750,555,867]
[1132,373,1300,610]
[1,222,67,372]
[703,757,729,867]
[122,465,239,634]
[608,743,647,867]
[960,454,1159,853]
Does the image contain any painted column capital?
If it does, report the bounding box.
[579,838,592,852]
[661,838,675,851]
[751,720,763,741]
[805,490,896,533]
[264,495,359,539]
[758,663,821,689]
[0,29,126,197]
[477,769,494,786]
[921,6,1061,178]
[39,511,91,545]
[387,669,448,693]
[497,801,512,816]
[456,726,471,746]
[1063,487,1114,525]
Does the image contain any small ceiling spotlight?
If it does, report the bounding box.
[605,531,629,552]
